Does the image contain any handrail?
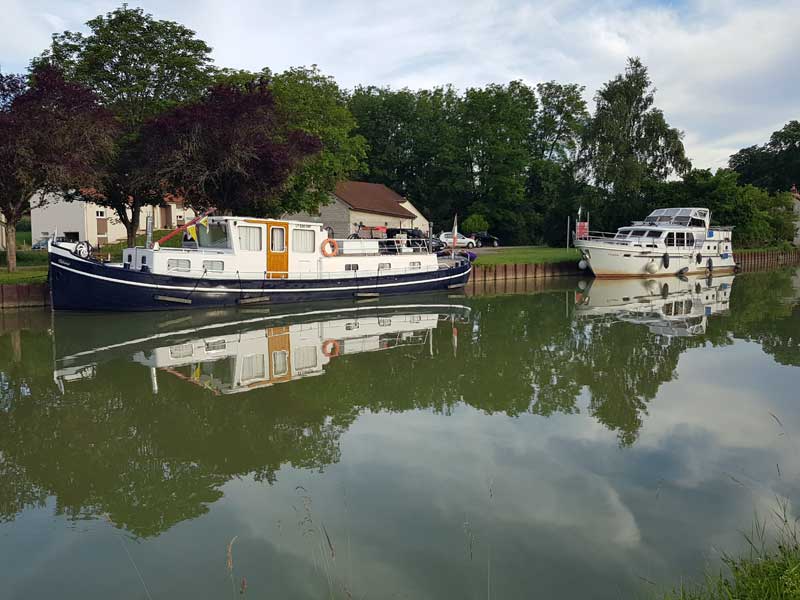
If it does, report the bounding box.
[324,237,434,257]
[150,264,442,280]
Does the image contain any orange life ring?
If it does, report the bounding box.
[321,238,339,257]
[322,339,340,358]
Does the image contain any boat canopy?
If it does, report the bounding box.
[641,208,710,228]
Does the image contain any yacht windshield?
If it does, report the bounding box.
[197,222,231,249]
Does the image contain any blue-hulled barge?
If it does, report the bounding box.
[48,216,472,311]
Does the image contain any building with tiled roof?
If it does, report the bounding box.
[283,181,429,238]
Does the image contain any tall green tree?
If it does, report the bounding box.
[730,120,800,193]
[533,81,589,163]
[0,67,118,271]
[133,82,321,217]
[348,85,469,229]
[270,66,367,213]
[583,58,691,229]
[527,82,590,245]
[36,5,215,245]
[461,81,538,243]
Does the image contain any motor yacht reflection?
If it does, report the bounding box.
[53,303,471,394]
[574,274,734,337]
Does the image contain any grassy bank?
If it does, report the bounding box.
[663,516,800,600]
[474,246,580,266]
[0,266,48,284]
[736,245,796,254]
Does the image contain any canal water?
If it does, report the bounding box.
[1,269,799,599]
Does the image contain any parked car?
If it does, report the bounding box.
[31,236,66,250]
[439,232,475,249]
[471,231,500,247]
[386,228,445,252]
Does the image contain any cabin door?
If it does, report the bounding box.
[267,326,291,383]
[267,222,289,279]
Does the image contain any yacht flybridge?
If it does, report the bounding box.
[48,215,472,311]
[573,208,737,278]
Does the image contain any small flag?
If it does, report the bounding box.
[187,224,198,242]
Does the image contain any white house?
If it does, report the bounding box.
[30,193,196,247]
[283,181,430,238]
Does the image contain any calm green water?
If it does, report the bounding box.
[1,269,799,599]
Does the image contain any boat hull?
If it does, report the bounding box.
[48,247,472,311]
[574,241,736,278]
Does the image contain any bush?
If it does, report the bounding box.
[0,250,49,267]
[461,213,490,234]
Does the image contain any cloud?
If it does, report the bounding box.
[1,0,797,169]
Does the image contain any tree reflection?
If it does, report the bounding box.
[0,269,797,536]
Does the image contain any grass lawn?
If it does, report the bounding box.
[0,266,48,284]
[0,250,49,267]
[16,231,32,248]
[474,246,580,266]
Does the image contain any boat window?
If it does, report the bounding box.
[197,222,230,249]
[270,227,286,252]
[410,261,421,269]
[242,354,267,381]
[205,339,226,352]
[202,260,224,272]
[239,226,263,252]
[690,218,705,227]
[378,262,391,270]
[345,263,359,271]
[646,231,662,238]
[674,216,691,226]
[272,350,289,377]
[292,228,315,253]
[631,230,647,237]
[167,258,191,272]
[665,232,675,246]
[294,346,317,370]
[169,343,193,359]
[686,233,695,247]
[675,232,686,246]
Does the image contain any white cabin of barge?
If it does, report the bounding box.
[122,216,440,280]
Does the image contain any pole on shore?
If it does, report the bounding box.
[566,216,570,249]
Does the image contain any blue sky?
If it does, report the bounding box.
[2,0,797,169]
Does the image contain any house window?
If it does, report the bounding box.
[345,263,359,271]
[239,226,262,251]
[203,260,224,272]
[292,228,315,253]
[96,210,105,217]
[167,258,191,272]
[270,227,286,252]
[272,350,289,377]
